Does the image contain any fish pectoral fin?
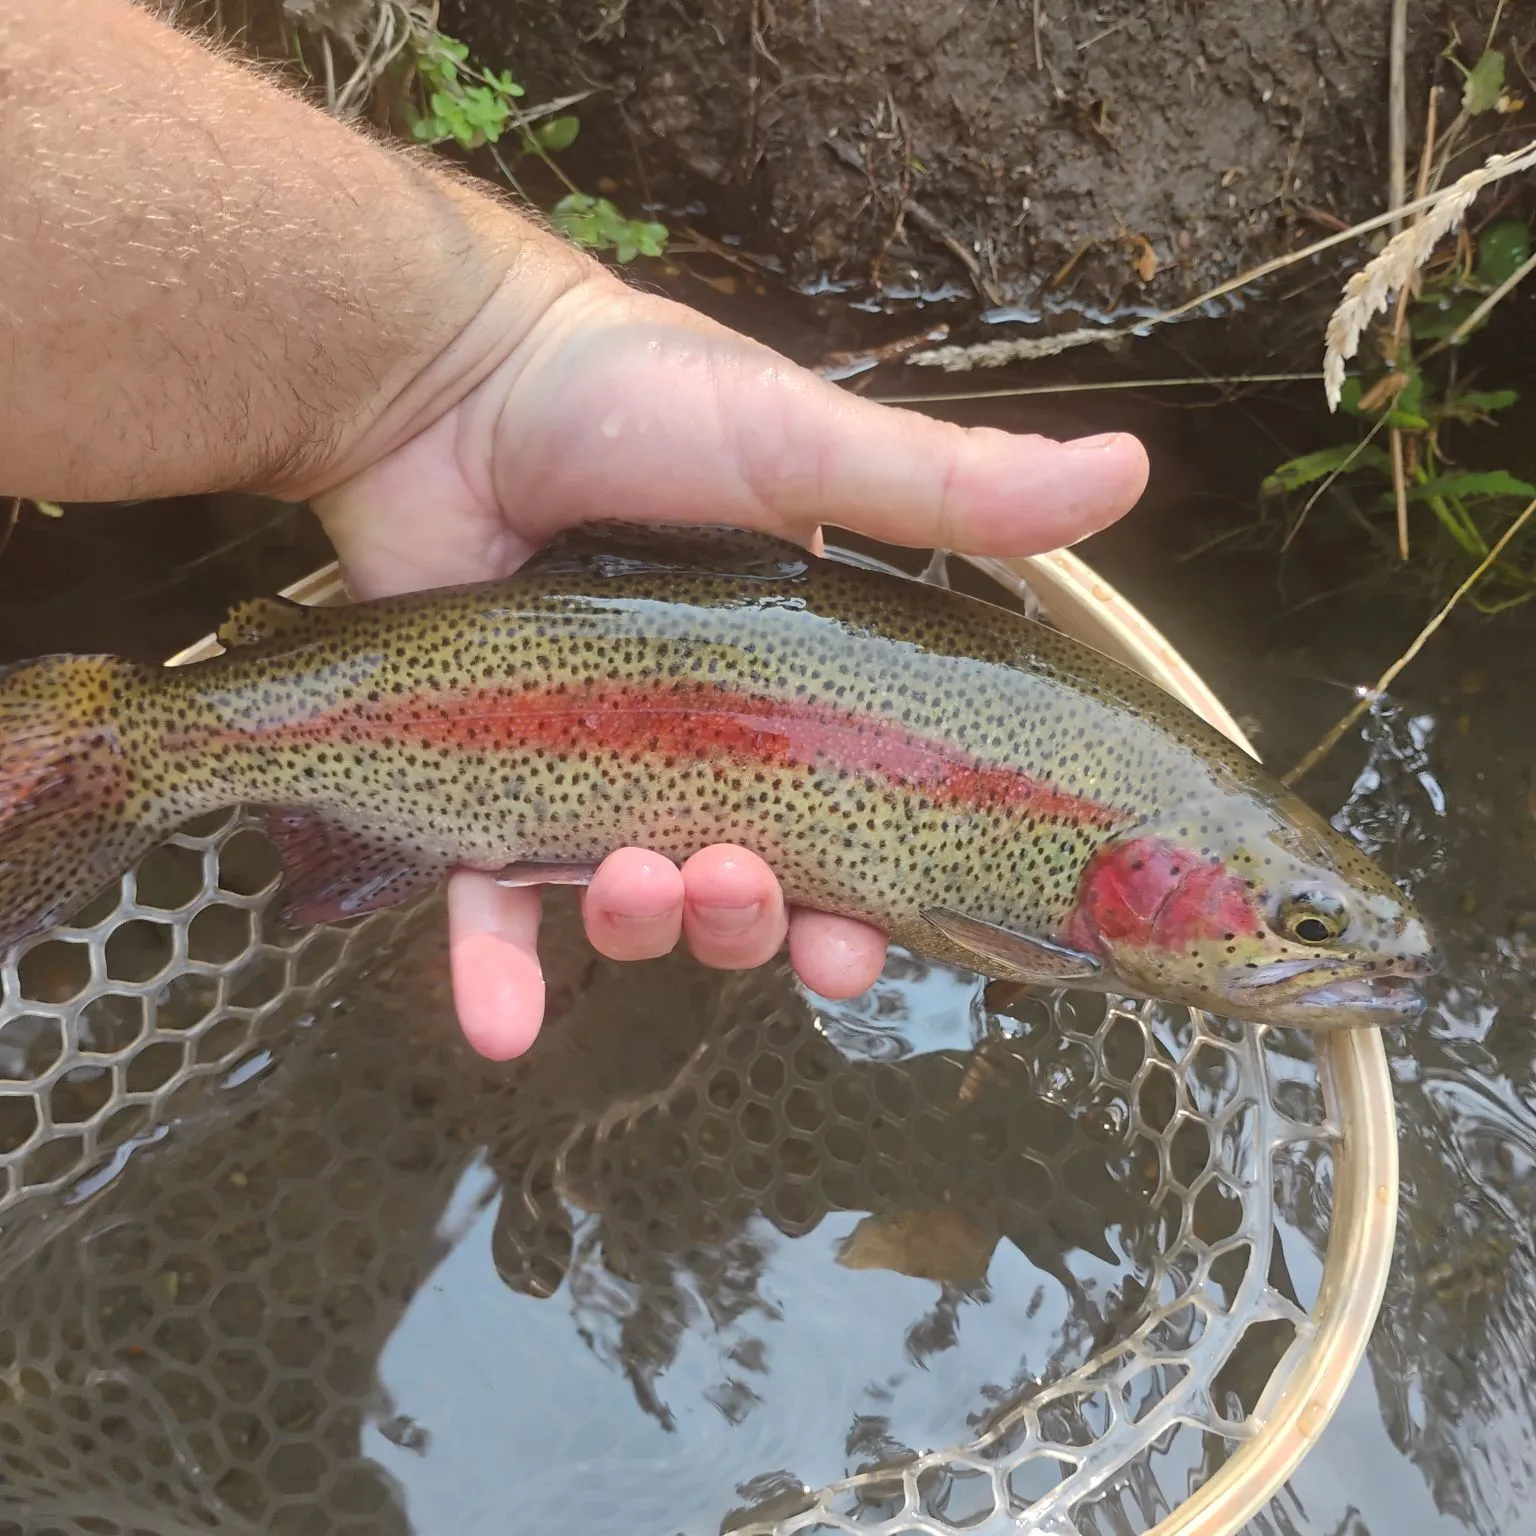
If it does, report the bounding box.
[256,806,448,926]
[920,907,1101,983]
[216,596,311,650]
[491,858,604,888]
[918,548,951,588]
[520,521,813,582]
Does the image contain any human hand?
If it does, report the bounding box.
[314,273,1148,1060]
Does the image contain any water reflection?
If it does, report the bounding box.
[1269,656,1536,1536]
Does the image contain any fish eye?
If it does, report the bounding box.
[1276,890,1349,946]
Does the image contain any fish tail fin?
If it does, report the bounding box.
[0,654,168,950]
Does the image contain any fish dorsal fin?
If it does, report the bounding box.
[217,595,311,650]
[518,521,813,582]
[921,907,1102,984]
[256,806,449,926]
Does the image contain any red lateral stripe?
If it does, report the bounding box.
[227,682,1129,829]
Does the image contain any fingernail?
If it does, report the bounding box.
[694,901,762,936]
[1066,431,1125,454]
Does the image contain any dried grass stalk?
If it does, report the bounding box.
[905,328,1126,371]
[1323,137,1536,408]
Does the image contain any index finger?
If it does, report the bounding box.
[448,870,546,1059]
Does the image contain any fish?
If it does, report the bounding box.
[0,521,1437,1027]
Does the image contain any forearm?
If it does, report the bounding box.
[0,0,591,503]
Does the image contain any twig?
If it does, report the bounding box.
[484,88,597,128]
[816,324,951,380]
[1280,414,1390,552]
[1296,203,1352,232]
[1283,493,1536,785]
[826,137,1004,306]
[871,371,1324,405]
[1430,246,1536,352]
[1049,237,1096,290]
[1033,0,1043,70]
[1388,0,1409,233]
[1382,81,1441,565]
[1076,19,1127,52]
[908,201,1005,304]
[331,1,397,117]
[486,141,533,202]
[1487,0,1509,54]
[1389,81,1441,357]
[1390,426,1410,560]
[319,30,337,111]
[675,224,773,277]
[498,95,582,197]
[1176,516,1271,562]
[1428,103,1472,197]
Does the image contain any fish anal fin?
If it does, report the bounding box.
[520,521,812,582]
[256,806,448,926]
[217,596,311,650]
[492,858,602,888]
[921,907,1101,984]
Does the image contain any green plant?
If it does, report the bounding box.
[1264,212,1536,612]
[406,32,525,148]
[552,195,668,263]
[399,25,668,265]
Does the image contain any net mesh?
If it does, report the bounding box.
[0,812,1350,1536]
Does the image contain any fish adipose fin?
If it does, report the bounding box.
[920,907,1101,984]
[256,806,449,926]
[520,521,813,582]
[216,596,311,650]
[0,655,168,950]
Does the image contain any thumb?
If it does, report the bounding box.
[492,287,1150,554]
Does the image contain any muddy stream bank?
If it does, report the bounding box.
[445,0,1535,336]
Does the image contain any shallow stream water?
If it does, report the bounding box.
[0,292,1533,1536]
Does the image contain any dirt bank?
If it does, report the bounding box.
[444,0,1532,331]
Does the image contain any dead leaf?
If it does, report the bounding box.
[1357,371,1411,413]
[1130,234,1158,282]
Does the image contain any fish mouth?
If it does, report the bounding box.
[1230,957,1437,1027]
[1283,971,1428,1020]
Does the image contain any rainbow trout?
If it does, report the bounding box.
[0,523,1435,1027]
